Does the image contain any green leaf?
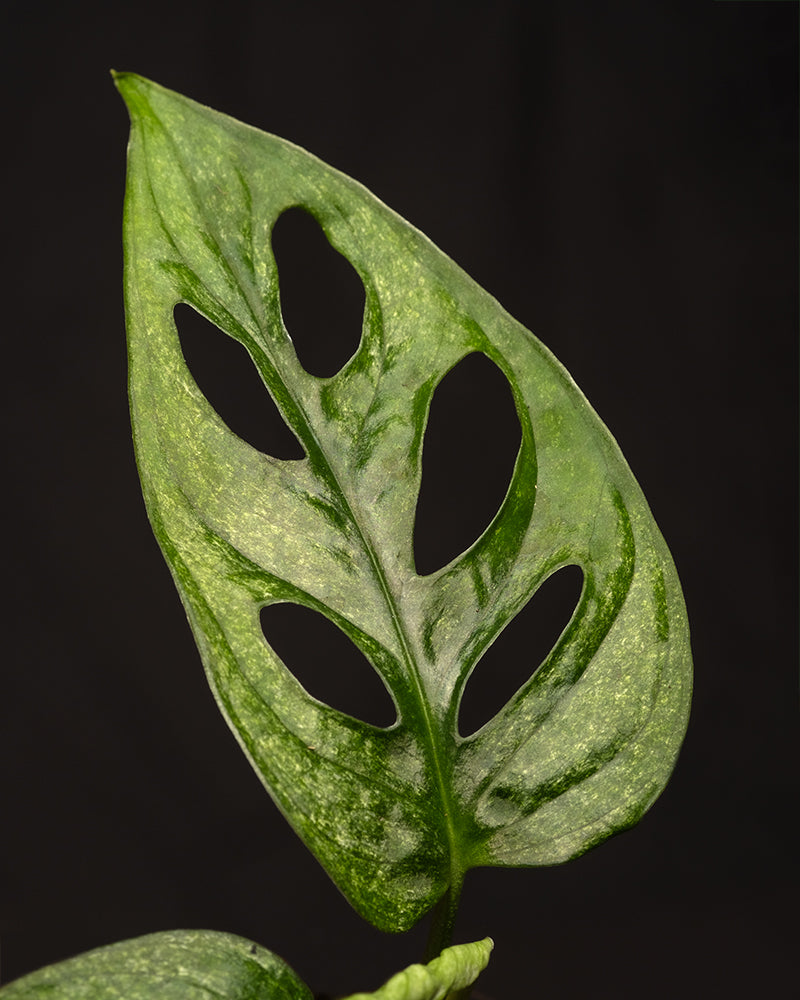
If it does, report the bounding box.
[0,930,312,999]
[114,73,692,933]
[343,938,493,1000]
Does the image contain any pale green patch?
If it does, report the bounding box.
[344,938,493,1000]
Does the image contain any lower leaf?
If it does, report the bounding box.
[0,930,312,1000]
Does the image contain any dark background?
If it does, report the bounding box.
[2,1,797,997]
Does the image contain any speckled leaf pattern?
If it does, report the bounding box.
[0,931,312,999]
[343,938,492,1000]
[116,74,692,933]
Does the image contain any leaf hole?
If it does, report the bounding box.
[458,564,585,737]
[174,304,304,460]
[271,207,365,378]
[259,603,397,728]
[413,352,522,576]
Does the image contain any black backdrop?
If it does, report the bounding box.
[2,2,797,997]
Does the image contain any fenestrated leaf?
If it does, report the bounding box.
[343,938,493,1000]
[115,73,692,933]
[0,930,312,999]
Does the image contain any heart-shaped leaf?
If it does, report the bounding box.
[115,73,692,934]
[0,930,312,999]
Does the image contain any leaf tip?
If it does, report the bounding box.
[111,70,156,120]
[110,68,137,90]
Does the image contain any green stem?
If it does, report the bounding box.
[423,874,465,963]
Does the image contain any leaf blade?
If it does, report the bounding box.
[0,930,312,1000]
[116,72,692,931]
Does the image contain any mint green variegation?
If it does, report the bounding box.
[115,73,692,934]
[344,938,493,1000]
[0,931,312,1000]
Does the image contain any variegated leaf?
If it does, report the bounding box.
[115,73,692,933]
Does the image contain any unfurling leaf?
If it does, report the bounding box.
[0,930,312,999]
[343,938,493,1000]
[115,73,692,933]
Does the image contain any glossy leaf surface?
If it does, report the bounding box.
[0,931,312,999]
[116,74,692,932]
[343,938,492,1000]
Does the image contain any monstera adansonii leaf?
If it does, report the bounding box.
[115,73,692,935]
[0,931,312,1000]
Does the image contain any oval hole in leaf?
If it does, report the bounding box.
[174,304,304,460]
[271,206,365,378]
[458,564,585,737]
[259,603,397,728]
[414,352,521,576]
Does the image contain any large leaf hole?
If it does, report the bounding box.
[414,352,521,576]
[174,304,304,459]
[259,603,397,728]
[271,207,365,378]
[458,565,585,737]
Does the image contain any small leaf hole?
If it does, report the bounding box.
[458,565,584,737]
[175,304,304,460]
[414,352,521,576]
[259,603,396,728]
[271,207,365,378]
